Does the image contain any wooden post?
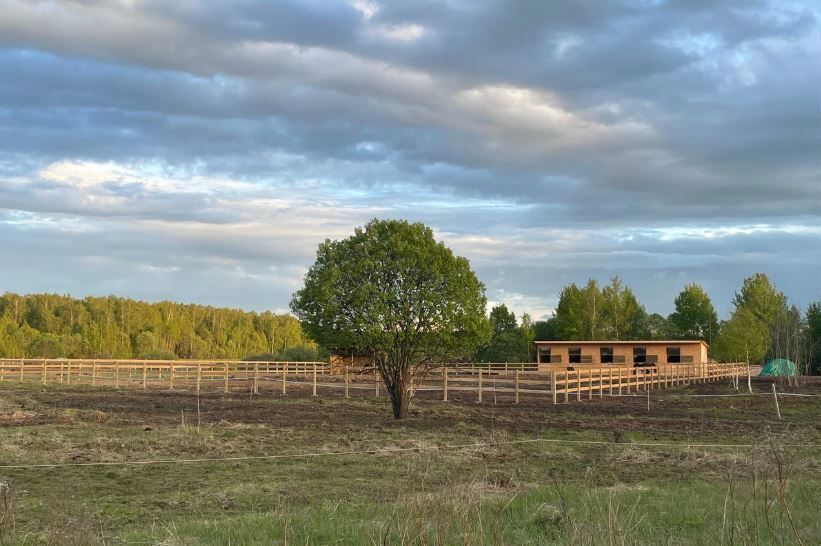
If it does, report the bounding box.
[92,359,98,386]
[608,368,613,395]
[587,370,592,400]
[374,368,379,397]
[344,366,349,398]
[142,361,148,390]
[20,359,24,383]
[626,369,631,394]
[618,368,622,395]
[42,359,47,385]
[477,369,483,403]
[224,363,229,393]
[312,363,318,396]
[169,363,174,390]
[514,370,520,404]
[598,368,603,398]
[564,371,569,403]
[281,364,287,395]
[771,383,781,420]
[196,364,202,394]
[551,370,556,405]
[115,361,120,388]
[576,371,581,401]
[442,369,448,401]
[254,362,260,395]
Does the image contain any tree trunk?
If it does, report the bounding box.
[390,391,411,419]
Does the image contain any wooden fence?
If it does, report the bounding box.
[0,359,330,394]
[0,359,747,404]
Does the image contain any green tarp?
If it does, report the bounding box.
[759,358,797,377]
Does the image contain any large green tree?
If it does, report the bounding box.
[489,304,517,335]
[291,219,491,418]
[712,308,768,363]
[668,284,719,342]
[714,273,790,364]
[554,280,601,340]
[599,277,644,340]
[732,273,788,327]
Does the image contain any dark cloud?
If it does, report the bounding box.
[0,0,818,317]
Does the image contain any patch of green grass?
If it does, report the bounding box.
[1,381,820,544]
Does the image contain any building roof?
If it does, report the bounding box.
[534,339,709,348]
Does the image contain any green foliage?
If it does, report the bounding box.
[533,318,558,341]
[554,280,600,340]
[0,292,316,359]
[715,274,792,364]
[807,302,821,374]
[668,284,719,341]
[641,313,672,340]
[554,277,646,340]
[489,304,517,335]
[712,308,768,363]
[245,346,328,362]
[290,219,490,417]
[520,312,535,362]
[732,273,788,327]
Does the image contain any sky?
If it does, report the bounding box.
[0,0,819,321]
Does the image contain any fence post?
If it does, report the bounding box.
[254,362,260,395]
[442,369,448,402]
[20,359,24,383]
[344,366,349,398]
[587,370,592,400]
[478,369,483,403]
[196,364,202,394]
[771,383,781,420]
[115,361,120,388]
[598,368,603,398]
[551,370,556,404]
[576,371,581,401]
[92,359,97,386]
[142,361,147,390]
[374,368,379,397]
[169,363,174,390]
[514,370,520,404]
[282,365,287,395]
[42,359,47,385]
[312,363,318,396]
[563,371,569,403]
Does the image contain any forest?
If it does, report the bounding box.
[2,273,818,372]
[478,274,821,373]
[0,293,320,361]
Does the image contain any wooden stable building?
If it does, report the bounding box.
[534,340,709,371]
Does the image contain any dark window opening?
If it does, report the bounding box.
[666,347,681,364]
[600,346,614,364]
[569,347,582,364]
[538,348,551,364]
[633,347,646,364]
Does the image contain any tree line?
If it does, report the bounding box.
[478,274,821,373]
[0,292,321,361]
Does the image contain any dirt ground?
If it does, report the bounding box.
[2,377,818,439]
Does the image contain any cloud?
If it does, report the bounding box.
[0,0,818,318]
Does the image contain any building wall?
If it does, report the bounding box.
[536,342,707,371]
[328,354,375,373]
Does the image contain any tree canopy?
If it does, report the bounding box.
[554,277,646,341]
[290,219,490,418]
[669,284,719,341]
[0,292,319,360]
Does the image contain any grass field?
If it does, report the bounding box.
[0,378,819,545]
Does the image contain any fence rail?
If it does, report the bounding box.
[0,358,747,404]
